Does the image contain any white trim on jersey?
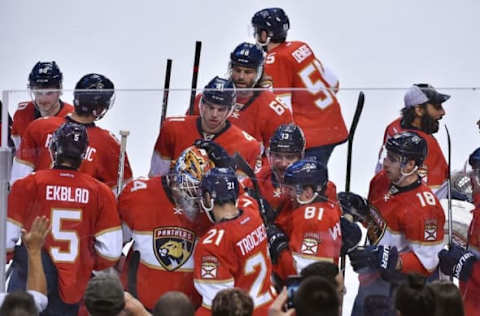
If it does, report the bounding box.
[6,219,22,251]
[292,253,334,275]
[95,228,123,260]
[149,152,170,177]
[410,241,445,271]
[194,279,235,308]
[10,158,33,185]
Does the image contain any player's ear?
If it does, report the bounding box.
[404,159,417,173]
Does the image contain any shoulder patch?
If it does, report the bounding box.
[200,255,218,279]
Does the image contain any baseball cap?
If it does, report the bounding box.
[404,83,450,108]
[84,273,125,315]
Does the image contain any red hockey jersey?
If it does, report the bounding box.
[12,116,133,188]
[188,91,293,148]
[368,171,445,275]
[275,200,342,275]
[118,176,211,309]
[150,116,261,176]
[7,169,122,303]
[11,101,73,148]
[194,197,275,316]
[264,41,348,149]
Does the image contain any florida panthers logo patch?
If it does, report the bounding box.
[301,233,321,255]
[200,256,218,279]
[424,220,438,241]
[153,227,196,271]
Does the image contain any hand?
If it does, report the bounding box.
[348,245,398,272]
[340,217,362,256]
[22,216,50,255]
[337,192,370,222]
[121,292,151,316]
[266,224,289,265]
[268,287,295,316]
[438,244,477,281]
[194,139,236,169]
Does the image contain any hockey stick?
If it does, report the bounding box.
[188,41,202,115]
[160,59,172,128]
[445,125,453,248]
[116,130,130,197]
[233,152,268,224]
[340,91,365,278]
[345,91,365,192]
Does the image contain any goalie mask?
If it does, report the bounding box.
[171,146,215,220]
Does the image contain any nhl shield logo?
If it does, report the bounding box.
[153,227,196,271]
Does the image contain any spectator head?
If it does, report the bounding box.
[428,281,464,316]
[0,291,38,316]
[211,288,253,316]
[294,276,339,316]
[84,272,125,316]
[300,261,346,302]
[153,291,194,316]
[395,274,435,316]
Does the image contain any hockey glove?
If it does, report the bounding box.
[194,139,236,169]
[337,192,370,222]
[348,245,398,272]
[340,217,362,256]
[266,224,289,265]
[438,244,477,282]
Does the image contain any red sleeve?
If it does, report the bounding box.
[16,122,38,166]
[154,118,177,160]
[94,182,122,270]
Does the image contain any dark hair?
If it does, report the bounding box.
[211,288,253,316]
[428,281,464,316]
[294,276,339,316]
[153,291,194,316]
[0,291,38,316]
[400,104,425,129]
[300,261,339,287]
[395,274,435,316]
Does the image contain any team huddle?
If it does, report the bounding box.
[2,6,480,316]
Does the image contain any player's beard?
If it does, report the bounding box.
[421,113,440,134]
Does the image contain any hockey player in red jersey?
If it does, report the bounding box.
[266,159,357,282]
[7,122,123,316]
[340,131,445,316]
[438,147,480,316]
[11,73,133,189]
[12,61,74,149]
[251,8,348,165]
[150,76,261,176]
[118,146,218,310]
[243,124,337,218]
[187,42,293,150]
[377,83,450,189]
[194,167,275,316]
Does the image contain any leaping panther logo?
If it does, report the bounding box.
[153,227,196,271]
